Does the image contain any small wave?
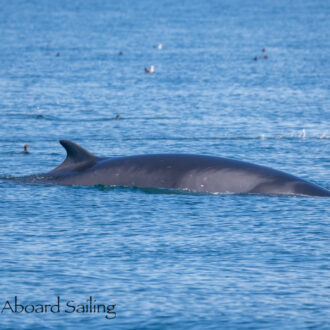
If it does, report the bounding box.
[122,135,330,142]
[2,113,59,121]
[88,185,206,195]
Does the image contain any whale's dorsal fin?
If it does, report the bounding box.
[59,140,96,164]
[51,140,99,172]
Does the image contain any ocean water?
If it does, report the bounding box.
[0,0,329,328]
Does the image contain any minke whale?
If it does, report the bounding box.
[22,140,330,197]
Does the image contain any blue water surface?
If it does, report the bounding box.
[0,0,329,329]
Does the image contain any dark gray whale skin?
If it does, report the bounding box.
[24,140,330,197]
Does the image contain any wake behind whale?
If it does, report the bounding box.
[20,140,330,197]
